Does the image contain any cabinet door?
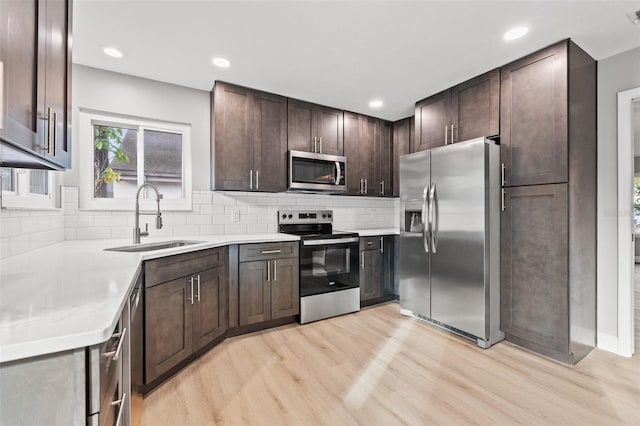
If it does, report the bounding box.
[450,68,499,142]
[376,120,392,196]
[360,249,383,301]
[501,184,569,354]
[238,261,271,326]
[270,258,299,319]
[43,0,71,168]
[500,42,568,187]
[0,0,44,153]
[359,115,377,195]
[192,266,227,351]
[343,112,361,195]
[414,90,450,152]
[392,117,412,197]
[287,98,316,153]
[316,105,343,155]
[213,82,254,190]
[145,277,193,383]
[253,91,287,192]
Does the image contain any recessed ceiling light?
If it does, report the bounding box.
[369,99,383,108]
[503,26,529,41]
[212,57,231,68]
[103,47,123,58]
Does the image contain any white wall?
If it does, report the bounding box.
[597,47,640,342]
[66,65,211,190]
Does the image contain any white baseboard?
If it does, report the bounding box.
[597,332,622,355]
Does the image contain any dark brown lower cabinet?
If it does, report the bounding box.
[145,249,228,384]
[360,236,395,304]
[501,184,568,354]
[238,256,299,326]
[238,261,271,326]
[501,183,594,364]
[145,276,193,383]
[360,248,383,301]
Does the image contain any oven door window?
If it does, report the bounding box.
[292,158,343,185]
[300,244,358,297]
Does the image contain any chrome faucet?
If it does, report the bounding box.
[133,183,163,244]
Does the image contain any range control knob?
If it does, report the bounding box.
[288,214,293,219]
[322,214,327,218]
[328,213,332,218]
[282,214,286,219]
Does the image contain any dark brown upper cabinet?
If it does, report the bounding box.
[450,68,500,142]
[500,42,568,187]
[414,69,499,153]
[0,0,72,170]
[212,82,287,192]
[376,120,392,196]
[414,90,450,152]
[392,116,413,197]
[287,98,343,156]
[343,113,391,196]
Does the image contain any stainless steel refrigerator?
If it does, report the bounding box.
[399,137,504,348]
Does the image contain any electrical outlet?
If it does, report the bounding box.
[230,209,240,223]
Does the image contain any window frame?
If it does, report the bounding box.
[0,168,58,210]
[79,109,192,211]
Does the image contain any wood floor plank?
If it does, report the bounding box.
[143,297,640,426]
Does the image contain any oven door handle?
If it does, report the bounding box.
[302,237,359,246]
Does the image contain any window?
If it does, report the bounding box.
[0,167,57,209]
[79,110,192,210]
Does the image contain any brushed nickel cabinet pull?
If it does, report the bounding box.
[451,123,456,143]
[256,170,259,190]
[445,125,448,145]
[52,112,58,156]
[188,277,194,304]
[501,163,506,186]
[196,274,201,302]
[319,137,322,153]
[267,260,271,282]
[111,393,127,426]
[260,249,282,254]
[249,169,253,189]
[102,328,127,361]
[380,237,384,254]
[273,260,277,281]
[364,179,368,194]
[361,252,365,269]
[501,189,506,212]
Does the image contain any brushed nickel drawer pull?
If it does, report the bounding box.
[260,249,282,254]
[273,260,277,281]
[102,328,127,361]
[111,393,127,426]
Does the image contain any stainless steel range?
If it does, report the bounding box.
[278,210,360,324]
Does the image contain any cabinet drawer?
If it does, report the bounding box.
[360,236,382,251]
[145,247,226,287]
[239,242,298,262]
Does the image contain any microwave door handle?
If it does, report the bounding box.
[335,161,341,185]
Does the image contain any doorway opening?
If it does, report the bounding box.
[617,87,640,357]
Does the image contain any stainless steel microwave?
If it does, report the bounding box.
[288,150,346,193]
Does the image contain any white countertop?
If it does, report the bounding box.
[342,228,399,236]
[0,234,299,363]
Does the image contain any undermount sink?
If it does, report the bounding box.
[104,240,205,252]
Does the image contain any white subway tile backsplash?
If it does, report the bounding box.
[186,215,212,225]
[2,186,398,258]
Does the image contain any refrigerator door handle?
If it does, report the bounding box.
[430,182,438,253]
[421,182,430,253]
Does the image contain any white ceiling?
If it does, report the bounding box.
[73,0,640,121]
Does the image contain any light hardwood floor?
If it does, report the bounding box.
[143,296,640,425]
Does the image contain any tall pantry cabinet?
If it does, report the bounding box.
[499,40,596,364]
